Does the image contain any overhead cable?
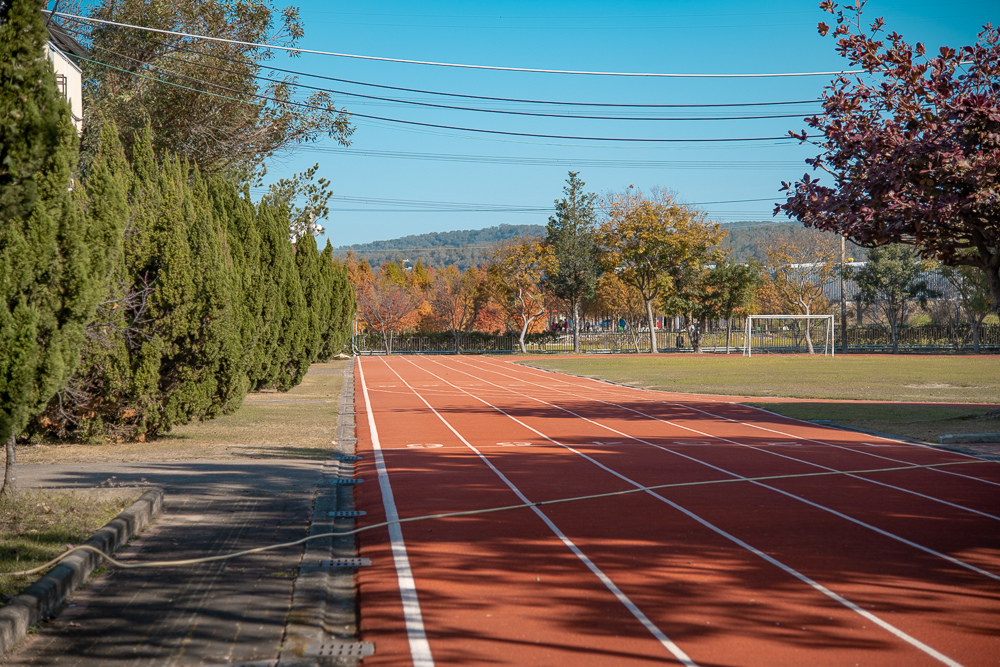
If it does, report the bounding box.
[52,11,863,78]
[79,55,807,143]
[322,194,779,211]
[79,40,813,122]
[60,16,823,109]
[299,147,806,169]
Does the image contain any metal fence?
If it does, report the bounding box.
[353,325,1000,355]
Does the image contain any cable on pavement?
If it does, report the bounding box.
[5,458,985,578]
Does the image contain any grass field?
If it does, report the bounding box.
[519,354,1000,443]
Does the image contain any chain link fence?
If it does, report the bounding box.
[353,325,1000,355]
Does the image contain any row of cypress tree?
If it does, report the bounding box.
[24,123,355,443]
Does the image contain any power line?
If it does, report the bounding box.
[79,40,814,122]
[60,16,823,110]
[53,11,863,78]
[79,55,808,144]
[299,147,806,169]
[310,194,781,212]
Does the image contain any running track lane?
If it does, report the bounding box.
[352,356,1000,666]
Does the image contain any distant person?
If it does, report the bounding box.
[676,333,685,349]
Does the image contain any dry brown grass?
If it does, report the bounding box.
[18,361,348,465]
[0,488,143,600]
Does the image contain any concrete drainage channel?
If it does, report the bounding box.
[279,359,375,666]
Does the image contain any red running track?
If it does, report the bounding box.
[351,356,1000,666]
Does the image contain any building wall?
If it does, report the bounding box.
[46,43,82,134]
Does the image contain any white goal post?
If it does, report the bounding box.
[743,315,835,357]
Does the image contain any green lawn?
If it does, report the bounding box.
[520,354,1000,403]
[519,354,1000,443]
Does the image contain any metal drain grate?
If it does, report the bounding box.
[328,510,367,517]
[305,641,375,658]
[319,557,371,568]
[338,454,363,461]
[334,478,363,485]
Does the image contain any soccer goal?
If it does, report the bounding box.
[743,315,835,357]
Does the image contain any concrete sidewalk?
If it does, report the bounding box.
[2,367,363,666]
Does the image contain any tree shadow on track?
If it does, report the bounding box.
[355,444,1000,664]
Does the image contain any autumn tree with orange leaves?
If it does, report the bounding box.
[598,188,725,353]
[487,237,555,353]
[352,262,420,354]
[429,265,488,352]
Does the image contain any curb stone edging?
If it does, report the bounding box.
[939,432,1000,445]
[279,358,367,666]
[0,487,164,656]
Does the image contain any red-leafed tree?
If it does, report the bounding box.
[777,1,1000,316]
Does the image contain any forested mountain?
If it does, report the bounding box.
[335,220,862,270]
[334,224,545,270]
[720,221,866,262]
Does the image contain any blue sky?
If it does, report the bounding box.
[66,1,999,248]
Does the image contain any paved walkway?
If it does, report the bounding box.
[3,368,362,666]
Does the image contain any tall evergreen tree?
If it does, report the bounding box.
[253,200,309,390]
[1,0,122,495]
[28,129,245,441]
[294,234,327,364]
[318,241,356,360]
[545,172,600,353]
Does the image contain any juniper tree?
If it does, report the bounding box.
[295,234,327,364]
[317,241,356,360]
[28,129,245,441]
[1,0,122,494]
[253,200,309,390]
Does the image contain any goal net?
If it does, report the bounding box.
[743,315,835,357]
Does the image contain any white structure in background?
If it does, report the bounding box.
[45,20,86,134]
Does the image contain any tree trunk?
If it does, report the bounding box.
[725,319,732,354]
[891,321,900,354]
[802,305,815,354]
[645,299,658,353]
[518,320,529,354]
[985,262,1000,319]
[973,319,981,354]
[688,322,702,353]
[572,299,581,354]
[1,435,16,499]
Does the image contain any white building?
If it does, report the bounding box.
[45,20,86,134]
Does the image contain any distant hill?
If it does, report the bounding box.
[719,220,859,262]
[335,220,863,270]
[333,224,545,271]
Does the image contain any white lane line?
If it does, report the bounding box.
[467,360,1000,522]
[382,356,697,667]
[453,358,1000,581]
[487,359,1000,488]
[726,403,1000,486]
[358,359,434,667]
[414,356,966,667]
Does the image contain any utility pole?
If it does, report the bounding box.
[840,235,848,354]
